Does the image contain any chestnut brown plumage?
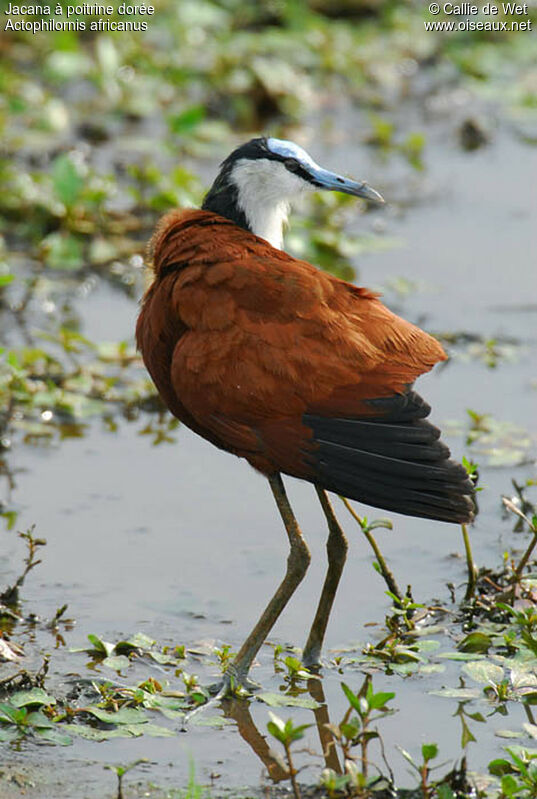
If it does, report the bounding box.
[136,138,475,688]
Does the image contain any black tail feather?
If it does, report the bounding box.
[304,393,476,524]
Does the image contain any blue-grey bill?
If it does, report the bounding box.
[312,167,385,204]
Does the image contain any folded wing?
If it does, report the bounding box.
[137,209,475,523]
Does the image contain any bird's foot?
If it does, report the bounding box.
[302,661,323,676]
[182,668,259,729]
[211,666,260,697]
[220,663,261,697]
[301,645,323,673]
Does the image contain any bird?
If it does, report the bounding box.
[136,136,475,690]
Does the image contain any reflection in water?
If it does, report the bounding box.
[222,677,345,784]
[308,676,342,774]
[223,673,474,796]
[223,675,384,785]
[223,697,289,782]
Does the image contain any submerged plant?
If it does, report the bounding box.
[267,712,312,799]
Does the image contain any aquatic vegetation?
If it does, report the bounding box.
[267,712,311,799]
[0,688,70,745]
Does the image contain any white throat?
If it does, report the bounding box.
[244,201,289,250]
[231,157,309,249]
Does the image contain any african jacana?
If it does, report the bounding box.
[136,137,475,689]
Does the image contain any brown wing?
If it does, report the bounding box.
[137,209,474,523]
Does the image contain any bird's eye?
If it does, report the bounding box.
[284,158,300,173]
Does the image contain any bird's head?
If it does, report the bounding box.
[202,137,384,250]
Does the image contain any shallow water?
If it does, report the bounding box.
[1,109,536,796]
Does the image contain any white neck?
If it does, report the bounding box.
[244,201,289,249]
[231,158,308,249]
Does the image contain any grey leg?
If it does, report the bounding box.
[302,488,348,669]
[227,473,311,688]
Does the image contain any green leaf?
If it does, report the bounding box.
[501,774,520,796]
[0,274,14,287]
[421,743,438,762]
[462,660,504,684]
[488,757,513,776]
[366,518,393,531]
[429,688,480,699]
[284,656,303,673]
[26,710,54,728]
[51,154,84,208]
[390,646,422,664]
[86,634,115,656]
[437,652,486,661]
[61,723,128,741]
[35,727,73,746]
[467,712,486,723]
[104,638,137,657]
[266,712,311,744]
[436,784,456,799]
[84,706,146,725]
[10,689,56,708]
[190,716,233,728]
[0,703,24,724]
[419,664,446,675]
[123,722,175,737]
[458,632,492,653]
[288,723,312,743]
[102,655,131,671]
[506,745,537,767]
[391,662,420,676]
[415,639,442,653]
[148,651,180,665]
[267,722,285,744]
[124,632,155,650]
[340,683,362,714]
[257,692,320,709]
[340,719,361,740]
[141,694,188,713]
[267,712,287,744]
[461,717,477,748]
[367,691,395,710]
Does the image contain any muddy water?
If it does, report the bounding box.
[2,116,536,796]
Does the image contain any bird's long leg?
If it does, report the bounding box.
[226,473,311,689]
[302,488,348,669]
